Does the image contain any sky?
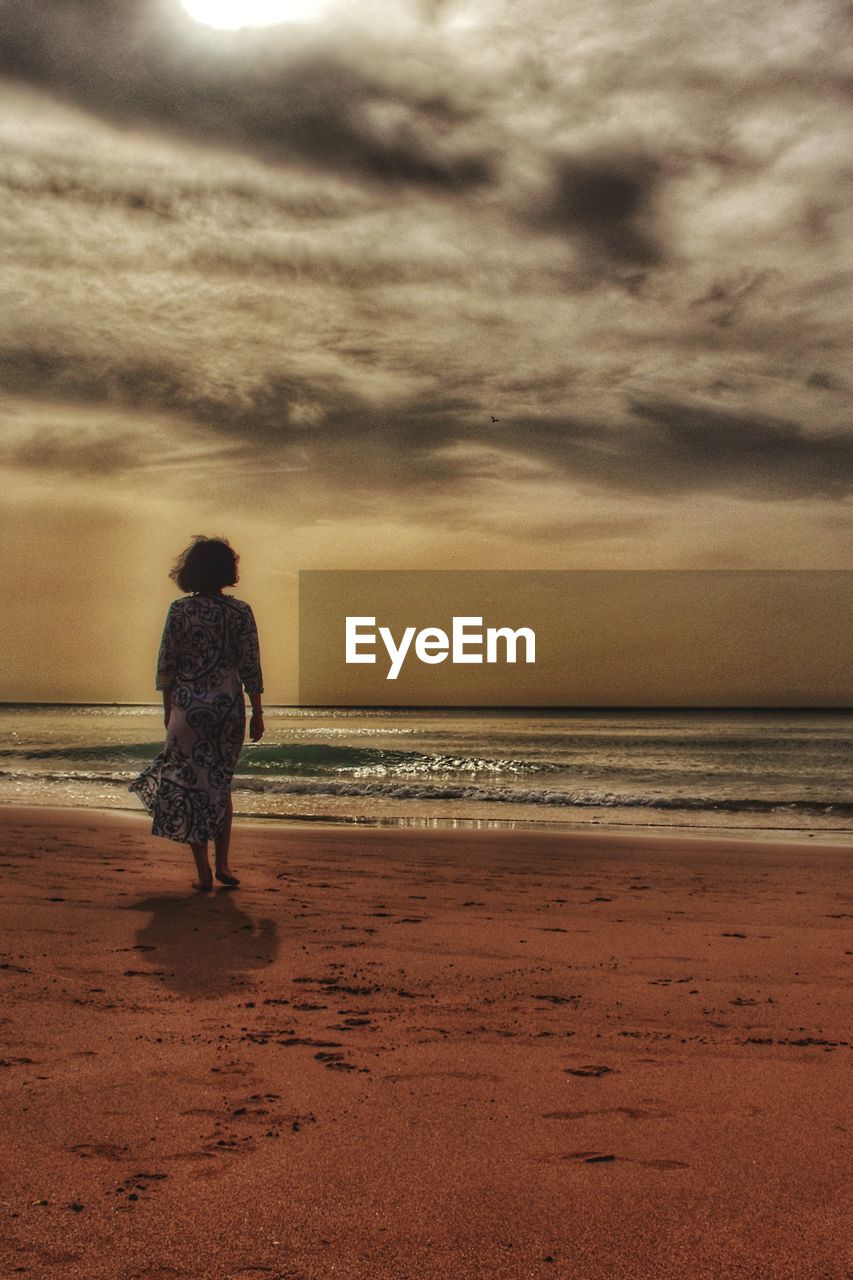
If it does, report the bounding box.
[0,0,850,701]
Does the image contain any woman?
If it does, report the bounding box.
[129,535,265,891]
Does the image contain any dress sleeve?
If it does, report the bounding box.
[155,603,178,691]
[238,604,264,695]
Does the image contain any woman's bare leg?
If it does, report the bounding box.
[214,793,239,884]
[190,840,213,890]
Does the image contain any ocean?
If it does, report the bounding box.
[0,704,850,841]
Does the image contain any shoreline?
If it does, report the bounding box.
[4,701,851,709]
[3,799,852,848]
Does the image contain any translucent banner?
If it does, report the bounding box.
[298,570,853,707]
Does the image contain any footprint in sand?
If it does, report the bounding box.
[114,1171,169,1208]
[543,1106,670,1121]
[69,1141,129,1161]
[535,1150,688,1169]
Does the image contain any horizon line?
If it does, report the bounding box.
[0,701,850,712]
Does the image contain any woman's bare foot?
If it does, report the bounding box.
[215,867,240,887]
[190,840,213,891]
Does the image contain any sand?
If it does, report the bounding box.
[0,804,850,1279]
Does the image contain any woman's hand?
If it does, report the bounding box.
[249,710,265,742]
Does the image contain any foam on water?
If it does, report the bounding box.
[0,704,850,837]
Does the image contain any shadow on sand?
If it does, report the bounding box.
[125,890,280,999]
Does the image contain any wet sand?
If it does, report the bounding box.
[0,805,850,1279]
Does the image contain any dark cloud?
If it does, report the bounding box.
[0,347,193,420]
[0,343,465,495]
[0,137,371,226]
[0,165,178,217]
[3,342,851,503]
[1,429,147,476]
[691,272,772,328]
[489,402,853,501]
[807,371,837,390]
[626,401,853,500]
[0,0,495,191]
[188,239,458,286]
[625,399,850,499]
[530,152,665,266]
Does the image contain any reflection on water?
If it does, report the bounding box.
[1,704,851,840]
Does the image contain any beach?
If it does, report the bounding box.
[0,805,850,1279]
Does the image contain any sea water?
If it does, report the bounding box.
[0,704,850,841]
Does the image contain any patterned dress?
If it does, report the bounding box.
[128,593,263,844]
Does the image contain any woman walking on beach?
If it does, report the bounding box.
[129,536,264,891]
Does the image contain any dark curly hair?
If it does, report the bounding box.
[170,536,239,594]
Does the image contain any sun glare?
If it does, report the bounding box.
[182,0,330,28]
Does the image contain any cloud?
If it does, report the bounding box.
[0,0,496,191]
[0,346,194,421]
[1,428,145,476]
[529,152,666,266]
[626,401,853,499]
[3,341,852,505]
[0,0,851,565]
[487,403,853,501]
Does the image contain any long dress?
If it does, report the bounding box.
[128,593,263,844]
